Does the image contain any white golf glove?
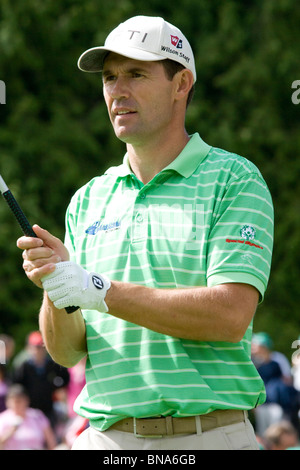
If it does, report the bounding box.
[41,261,111,312]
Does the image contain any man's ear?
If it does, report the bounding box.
[174,69,194,102]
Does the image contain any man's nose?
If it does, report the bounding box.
[108,77,130,100]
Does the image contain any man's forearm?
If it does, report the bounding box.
[105,281,259,343]
[39,291,87,368]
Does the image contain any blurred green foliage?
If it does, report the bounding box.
[0,0,299,357]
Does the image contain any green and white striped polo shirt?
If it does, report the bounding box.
[64,133,274,431]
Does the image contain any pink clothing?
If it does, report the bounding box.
[0,408,50,450]
[67,361,86,418]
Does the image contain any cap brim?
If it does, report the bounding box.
[77,46,166,72]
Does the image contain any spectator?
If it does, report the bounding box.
[12,331,69,430]
[11,333,32,371]
[51,358,86,448]
[291,336,300,392]
[0,384,56,450]
[54,415,89,450]
[0,334,15,369]
[252,332,299,434]
[252,332,292,384]
[263,420,299,450]
[0,334,15,413]
[0,365,9,413]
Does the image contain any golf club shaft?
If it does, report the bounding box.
[0,175,78,314]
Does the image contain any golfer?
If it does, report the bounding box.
[17,16,274,450]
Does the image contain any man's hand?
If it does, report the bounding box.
[16,225,70,288]
[42,261,111,312]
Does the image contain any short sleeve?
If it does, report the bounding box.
[206,173,274,301]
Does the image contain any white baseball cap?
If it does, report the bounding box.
[77,16,197,83]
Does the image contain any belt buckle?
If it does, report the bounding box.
[133,417,163,438]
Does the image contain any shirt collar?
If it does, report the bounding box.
[105,133,211,179]
[162,133,211,178]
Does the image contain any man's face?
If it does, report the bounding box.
[102,53,179,146]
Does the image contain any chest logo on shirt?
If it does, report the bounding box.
[85,219,121,235]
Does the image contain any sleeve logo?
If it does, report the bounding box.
[240,225,256,241]
[226,225,263,250]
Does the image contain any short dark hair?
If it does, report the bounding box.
[161,59,195,108]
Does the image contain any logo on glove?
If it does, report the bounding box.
[92,275,104,290]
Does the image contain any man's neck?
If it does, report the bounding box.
[126,130,190,184]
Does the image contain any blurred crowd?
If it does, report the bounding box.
[0,331,87,450]
[251,332,300,450]
[1,330,300,450]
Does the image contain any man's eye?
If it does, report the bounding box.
[132,72,143,78]
[103,75,116,83]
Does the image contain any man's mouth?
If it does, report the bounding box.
[117,111,133,115]
[113,108,136,116]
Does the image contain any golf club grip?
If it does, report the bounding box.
[2,190,79,314]
[3,189,37,237]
